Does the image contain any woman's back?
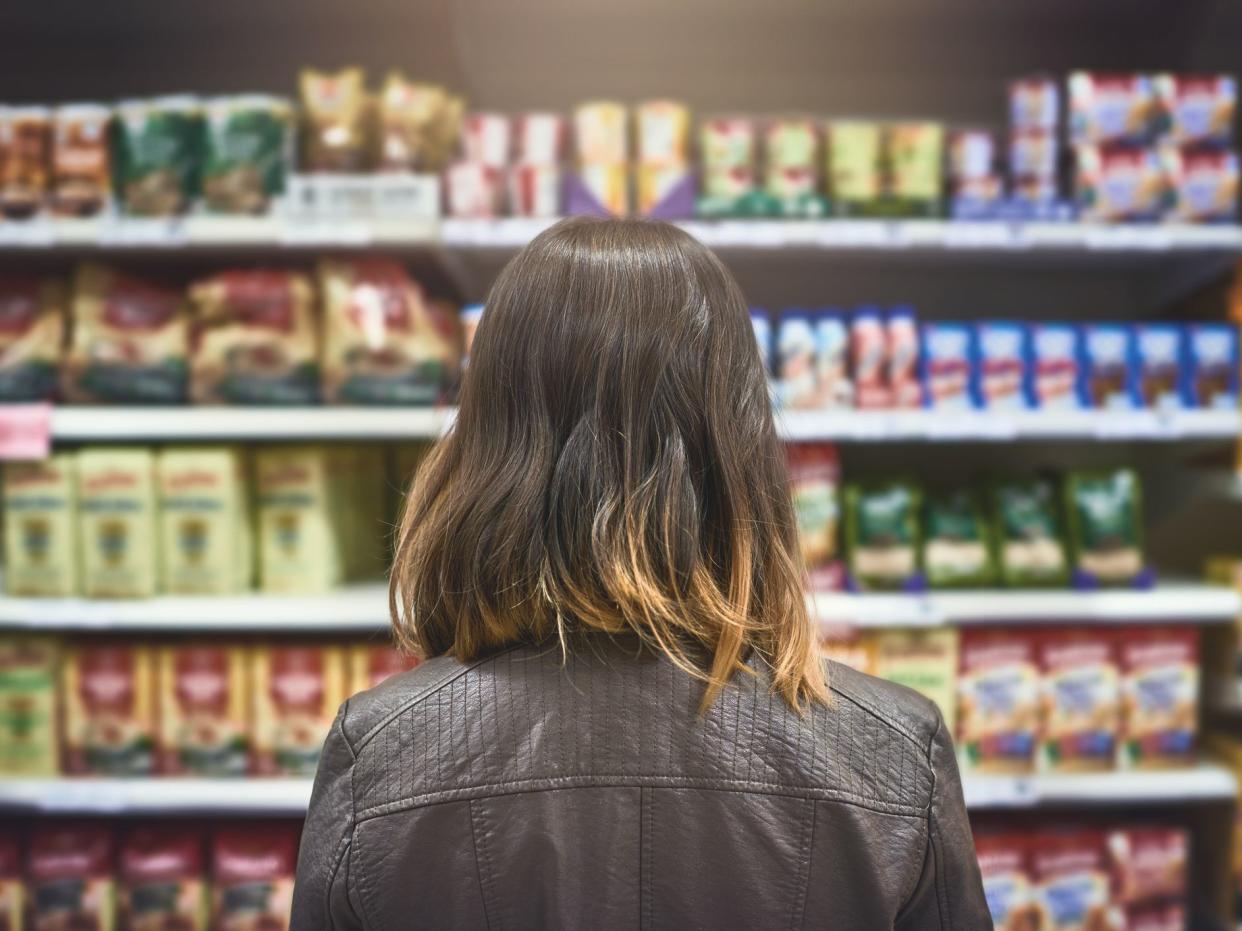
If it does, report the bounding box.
[294,636,988,930]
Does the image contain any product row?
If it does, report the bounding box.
[789,446,1147,591]
[820,625,1199,775]
[3,444,428,598]
[0,637,419,777]
[0,263,463,406]
[0,820,301,931]
[760,308,1240,413]
[974,824,1189,931]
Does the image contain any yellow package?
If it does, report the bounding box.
[575,102,628,165]
[256,446,342,593]
[337,445,387,581]
[579,163,629,215]
[252,643,346,776]
[636,101,689,167]
[77,448,158,598]
[378,73,464,173]
[0,279,65,402]
[0,635,59,775]
[158,446,248,594]
[157,643,250,775]
[62,641,157,775]
[873,628,960,735]
[4,454,79,597]
[300,67,371,172]
[829,121,883,203]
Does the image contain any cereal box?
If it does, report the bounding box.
[350,643,421,693]
[212,825,299,931]
[1107,827,1187,907]
[0,635,58,775]
[1155,73,1236,144]
[920,323,975,410]
[1163,144,1238,223]
[1069,72,1158,143]
[777,312,818,409]
[1028,324,1083,410]
[1185,322,1239,409]
[1132,324,1185,410]
[636,101,689,167]
[252,644,347,776]
[975,322,1029,410]
[158,447,249,595]
[1038,629,1120,772]
[462,113,510,168]
[1081,324,1136,410]
[62,641,157,775]
[1030,831,1113,931]
[851,307,890,410]
[886,307,922,409]
[787,443,840,591]
[957,629,1039,773]
[1126,901,1186,931]
[1119,626,1198,768]
[28,822,115,931]
[574,102,627,165]
[158,643,250,776]
[509,163,561,217]
[77,448,159,599]
[515,112,565,165]
[1011,76,1060,133]
[974,833,1032,931]
[256,447,342,593]
[0,833,20,931]
[814,310,852,409]
[1075,143,1166,222]
[4,454,79,597]
[873,628,959,732]
[119,825,209,931]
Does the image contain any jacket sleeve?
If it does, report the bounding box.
[896,711,993,931]
[292,700,364,931]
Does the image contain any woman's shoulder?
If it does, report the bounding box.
[823,659,947,753]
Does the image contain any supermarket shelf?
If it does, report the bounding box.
[0,766,1233,814]
[49,406,455,441]
[1,583,1235,632]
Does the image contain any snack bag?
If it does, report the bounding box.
[1030,832,1115,931]
[990,478,1069,587]
[1011,76,1060,133]
[923,489,995,588]
[112,96,202,215]
[843,479,922,591]
[700,117,757,204]
[201,95,292,214]
[872,628,959,732]
[1069,72,1158,143]
[828,122,882,213]
[636,101,690,167]
[1155,73,1236,144]
[77,448,159,599]
[0,106,51,218]
[256,446,343,593]
[0,834,21,931]
[957,629,1039,773]
[1119,626,1198,768]
[1076,143,1167,222]
[887,306,922,409]
[1132,324,1184,410]
[51,103,111,217]
[1038,629,1120,772]
[1064,469,1144,586]
[158,643,250,775]
[28,823,115,931]
[189,269,319,405]
[1163,144,1238,223]
[62,641,158,775]
[948,129,1003,211]
[1028,324,1083,409]
[974,834,1033,931]
[120,826,209,931]
[379,75,464,173]
[777,312,817,409]
[319,259,458,405]
[66,264,189,404]
[764,119,819,202]
[0,278,65,402]
[1185,322,1239,408]
[4,455,79,597]
[0,636,58,775]
[888,122,944,215]
[1107,828,1188,906]
[851,307,890,409]
[212,826,299,931]
[575,102,628,166]
[299,67,370,172]
[350,643,421,693]
[814,310,852,409]
[920,323,976,410]
[787,444,840,590]
[1081,324,1136,410]
[975,323,1029,410]
[252,644,347,776]
[817,629,876,675]
[158,447,249,594]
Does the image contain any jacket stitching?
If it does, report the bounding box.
[827,670,926,751]
[789,798,816,930]
[468,799,499,931]
[322,837,352,931]
[640,786,652,930]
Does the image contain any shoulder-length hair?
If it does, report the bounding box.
[390,216,826,709]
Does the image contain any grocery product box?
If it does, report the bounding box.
[1037,629,1119,772]
[787,443,841,591]
[920,323,976,410]
[157,643,250,776]
[62,641,158,775]
[3,454,79,597]
[1154,73,1236,144]
[211,826,298,931]
[1119,626,1198,769]
[252,643,347,776]
[1069,72,1159,143]
[872,628,958,733]
[975,322,1029,410]
[255,446,343,593]
[1081,324,1136,410]
[1132,323,1185,410]
[120,826,210,931]
[1027,323,1083,409]
[989,478,1069,587]
[1075,143,1167,222]
[77,447,159,598]
[26,823,115,931]
[158,447,250,595]
[957,629,1039,773]
[0,635,58,775]
[1186,322,1239,408]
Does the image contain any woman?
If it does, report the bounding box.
[293,217,989,930]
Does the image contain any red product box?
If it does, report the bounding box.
[212,824,301,931]
[1106,827,1188,905]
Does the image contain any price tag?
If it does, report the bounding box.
[0,404,51,460]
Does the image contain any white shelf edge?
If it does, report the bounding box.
[961,763,1238,809]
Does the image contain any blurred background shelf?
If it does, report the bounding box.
[961,764,1239,810]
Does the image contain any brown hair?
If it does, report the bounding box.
[390,216,826,709]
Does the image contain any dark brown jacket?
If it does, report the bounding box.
[292,636,991,930]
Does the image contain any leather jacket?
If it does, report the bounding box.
[292,635,991,930]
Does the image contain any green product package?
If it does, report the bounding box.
[112,95,202,216]
[843,479,922,590]
[990,478,1069,587]
[923,488,996,588]
[202,95,293,215]
[1064,468,1145,585]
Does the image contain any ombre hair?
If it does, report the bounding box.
[390,216,827,709]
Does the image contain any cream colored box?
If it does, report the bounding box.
[873,627,960,735]
[77,448,158,598]
[158,446,247,594]
[0,635,59,776]
[3,454,79,597]
[256,446,342,593]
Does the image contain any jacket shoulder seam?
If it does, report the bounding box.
[827,679,928,753]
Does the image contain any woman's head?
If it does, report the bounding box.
[391,216,826,708]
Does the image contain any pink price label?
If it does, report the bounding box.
[0,403,52,460]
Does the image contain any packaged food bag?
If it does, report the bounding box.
[0,106,51,218]
[4,454,79,597]
[212,825,299,931]
[201,94,293,214]
[378,74,464,173]
[843,479,922,591]
[158,642,250,775]
[1038,629,1120,772]
[923,488,995,588]
[157,447,249,594]
[851,307,890,410]
[350,642,421,693]
[1010,76,1060,133]
[888,122,944,216]
[828,121,882,214]
[814,309,852,409]
[120,826,210,931]
[28,823,115,931]
[1107,827,1188,907]
[957,629,1039,773]
[1163,143,1238,223]
[77,448,159,598]
[887,306,922,409]
[1154,73,1236,144]
[319,259,458,405]
[776,312,817,409]
[1119,626,1198,768]
[0,278,65,402]
[51,103,112,217]
[1069,72,1159,143]
[990,478,1069,587]
[299,67,371,172]
[252,643,347,775]
[66,264,189,404]
[112,95,202,215]
[974,834,1033,931]
[62,641,158,775]
[1132,323,1185,410]
[0,635,59,775]
[256,446,343,593]
[872,627,959,732]
[1075,143,1167,222]
[787,443,840,590]
[1064,468,1144,585]
[189,269,318,405]
[1030,832,1114,931]
[1028,324,1083,410]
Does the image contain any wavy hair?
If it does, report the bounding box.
[390,216,826,709]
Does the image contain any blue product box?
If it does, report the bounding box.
[814,308,853,410]
[975,322,1030,410]
[1132,323,1185,410]
[1186,323,1240,409]
[920,322,977,410]
[1028,323,1084,409]
[1081,324,1137,410]
[777,310,818,410]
